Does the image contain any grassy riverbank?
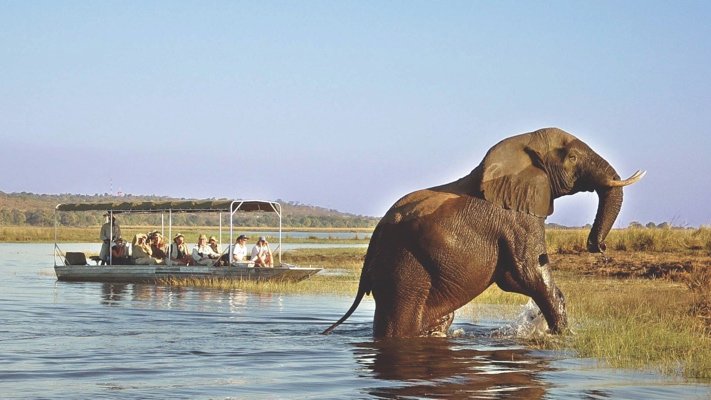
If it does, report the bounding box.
[562,274,711,378]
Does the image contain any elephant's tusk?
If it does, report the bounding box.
[606,170,646,187]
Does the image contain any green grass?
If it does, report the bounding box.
[157,274,361,295]
[560,276,711,378]
[545,227,711,254]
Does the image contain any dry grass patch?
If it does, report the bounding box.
[686,266,711,334]
[157,273,360,296]
[546,227,711,254]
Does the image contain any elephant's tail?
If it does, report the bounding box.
[322,225,381,335]
[321,286,366,335]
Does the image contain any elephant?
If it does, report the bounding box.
[323,127,644,337]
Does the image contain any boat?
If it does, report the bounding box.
[53,200,322,283]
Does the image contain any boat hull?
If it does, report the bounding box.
[54,263,321,284]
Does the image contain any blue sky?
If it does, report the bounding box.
[1,1,709,226]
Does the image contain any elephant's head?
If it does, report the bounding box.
[475,127,644,253]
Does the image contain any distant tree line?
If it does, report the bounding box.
[629,221,673,229]
[0,192,380,228]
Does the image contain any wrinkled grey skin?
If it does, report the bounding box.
[324,128,639,338]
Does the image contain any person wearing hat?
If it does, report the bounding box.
[208,236,219,254]
[232,234,249,262]
[132,233,156,265]
[192,234,220,266]
[149,231,167,261]
[251,236,273,268]
[99,213,121,265]
[169,233,193,266]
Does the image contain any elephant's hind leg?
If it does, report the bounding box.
[373,279,453,337]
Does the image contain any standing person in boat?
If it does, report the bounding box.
[132,233,157,265]
[232,234,249,262]
[169,233,193,265]
[99,213,121,265]
[251,236,274,268]
[192,234,220,265]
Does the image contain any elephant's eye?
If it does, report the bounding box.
[568,154,577,163]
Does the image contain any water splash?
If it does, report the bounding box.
[494,299,549,338]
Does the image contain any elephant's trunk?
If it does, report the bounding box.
[587,185,623,253]
[586,155,625,253]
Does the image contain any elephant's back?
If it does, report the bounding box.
[381,189,464,226]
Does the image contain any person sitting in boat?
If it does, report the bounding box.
[232,234,249,262]
[169,233,193,266]
[208,235,230,266]
[192,234,221,266]
[110,237,131,265]
[132,233,157,265]
[149,231,167,262]
[208,236,219,254]
[99,213,121,265]
[251,236,274,268]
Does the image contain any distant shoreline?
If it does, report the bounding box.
[0,225,374,243]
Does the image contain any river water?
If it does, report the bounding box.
[1,243,709,399]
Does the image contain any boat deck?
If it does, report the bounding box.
[55,262,321,284]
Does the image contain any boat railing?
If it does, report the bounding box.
[54,243,66,266]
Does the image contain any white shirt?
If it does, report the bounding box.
[233,243,248,261]
[251,244,270,262]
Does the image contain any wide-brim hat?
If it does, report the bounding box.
[198,234,208,240]
[236,234,248,241]
[258,236,268,242]
[173,233,184,241]
[208,235,217,242]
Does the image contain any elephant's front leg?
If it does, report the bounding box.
[497,253,568,334]
[532,258,567,333]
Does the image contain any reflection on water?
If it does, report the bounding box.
[1,243,710,399]
[99,283,279,314]
[354,338,550,399]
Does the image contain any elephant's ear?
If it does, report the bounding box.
[479,132,556,217]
